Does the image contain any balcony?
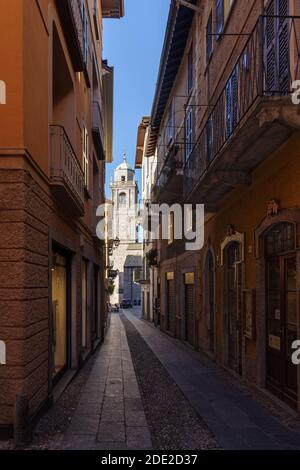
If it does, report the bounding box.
[184,15,300,204]
[102,0,124,18]
[55,0,85,71]
[50,126,85,216]
[152,125,185,204]
[92,101,105,160]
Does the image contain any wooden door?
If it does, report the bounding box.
[226,242,243,375]
[185,283,194,346]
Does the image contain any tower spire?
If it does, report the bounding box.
[123,152,127,163]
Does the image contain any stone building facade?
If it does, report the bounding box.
[145,0,300,412]
[109,156,142,306]
[0,0,124,436]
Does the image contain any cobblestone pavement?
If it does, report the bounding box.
[63,313,152,450]
[2,308,300,450]
[120,314,219,450]
[124,309,300,450]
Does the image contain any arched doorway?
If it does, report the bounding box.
[224,241,243,374]
[264,222,297,407]
[204,250,215,354]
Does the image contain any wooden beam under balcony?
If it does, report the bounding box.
[211,171,252,187]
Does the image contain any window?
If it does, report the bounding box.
[265,223,295,256]
[216,0,235,40]
[167,100,174,143]
[224,0,235,22]
[82,1,89,63]
[168,212,174,245]
[185,106,193,160]
[206,13,213,62]
[83,125,89,190]
[121,176,126,182]
[225,65,239,138]
[188,44,194,94]
[186,206,193,233]
[216,0,224,40]
[206,115,213,163]
[93,0,100,41]
[119,192,126,206]
[204,250,215,353]
[82,260,88,349]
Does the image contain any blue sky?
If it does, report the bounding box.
[103,0,170,198]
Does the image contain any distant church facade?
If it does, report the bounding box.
[109,155,142,305]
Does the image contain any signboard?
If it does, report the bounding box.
[184,272,195,285]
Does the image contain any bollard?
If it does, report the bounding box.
[14,394,32,447]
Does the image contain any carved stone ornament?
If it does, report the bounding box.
[226,224,236,237]
[267,199,280,218]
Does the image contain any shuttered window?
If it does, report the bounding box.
[206,116,213,164]
[264,0,289,93]
[216,0,224,40]
[167,278,176,335]
[225,65,239,138]
[83,125,89,190]
[185,106,193,160]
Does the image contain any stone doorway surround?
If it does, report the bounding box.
[254,207,300,412]
[220,229,245,375]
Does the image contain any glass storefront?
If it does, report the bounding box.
[51,251,68,381]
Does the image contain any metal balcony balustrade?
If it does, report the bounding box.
[184,15,300,201]
[50,125,85,216]
[152,121,186,203]
[92,101,105,160]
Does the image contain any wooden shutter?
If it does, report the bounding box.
[206,116,213,164]
[167,279,176,335]
[232,65,239,128]
[264,0,289,93]
[225,80,232,137]
[264,0,277,93]
[185,284,194,345]
[278,0,289,92]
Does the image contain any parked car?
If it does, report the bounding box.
[121,299,133,309]
[111,304,119,313]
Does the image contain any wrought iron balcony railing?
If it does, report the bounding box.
[50,125,85,216]
[184,15,300,199]
[152,121,186,202]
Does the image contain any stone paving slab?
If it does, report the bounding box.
[63,314,152,450]
[125,310,300,451]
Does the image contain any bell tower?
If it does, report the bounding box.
[110,153,139,243]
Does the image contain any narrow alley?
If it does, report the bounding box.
[61,311,300,450]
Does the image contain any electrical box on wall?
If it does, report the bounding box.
[0,80,6,104]
[0,341,6,364]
